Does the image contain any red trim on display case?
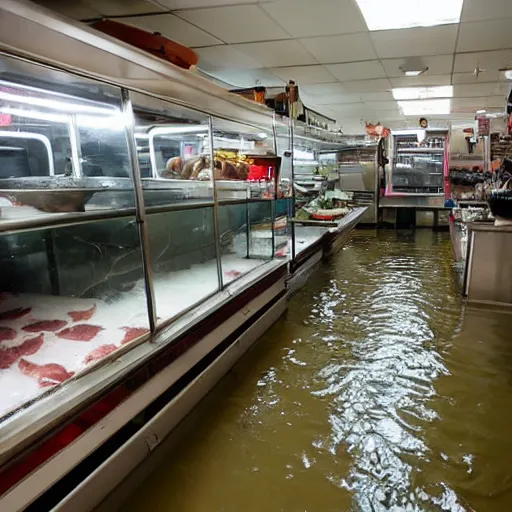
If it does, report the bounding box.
[444,132,451,199]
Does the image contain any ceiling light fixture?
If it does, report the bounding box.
[399,67,429,77]
[499,68,512,81]
[392,85,453,101]
[398,99,451,116]
[354,0,463,31]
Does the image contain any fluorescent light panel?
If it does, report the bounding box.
[355,0,464,31]
[398,99,451,116]
[392,86,453,100]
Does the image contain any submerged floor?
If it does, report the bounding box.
[122,230,512,512]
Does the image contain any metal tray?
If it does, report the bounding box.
[0,176,212,212]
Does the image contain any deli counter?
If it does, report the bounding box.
[0,5,368,509]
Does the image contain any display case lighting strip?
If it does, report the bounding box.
[0,89,117,115]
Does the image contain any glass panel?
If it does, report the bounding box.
[392,133,446,193]
[218,202,272,284]
[0,55,135,224]
[0,217,149,418]
[248,201,274,260]
[212,119,277,200]
[147,207,219,324]
[275,197,292,259]
[336,148,377,192]
[129,91,212,208]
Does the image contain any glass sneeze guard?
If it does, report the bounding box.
[0,54,282,425]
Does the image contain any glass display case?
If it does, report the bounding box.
[388,130,448,194]
[336,144,380,224]
[290,135,359,259]
[0,3,372,507]
[0,55,283,422]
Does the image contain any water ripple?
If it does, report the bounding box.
[309,233,467,511]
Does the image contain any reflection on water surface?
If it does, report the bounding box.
[124,230,512,512]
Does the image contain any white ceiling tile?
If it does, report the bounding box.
[499,71,512,82]
[233,40,317,67]
[390,74,452,87]
[83,0,164,16]
[300,85,361,106]
[269,65,336,85]
[364,101,399,111]
[176,5,290,44]
[121,14,222,47]
[309,94,362,105]
[34,0,102,19]
[358,92,395,102]
[487,95,506,107]
[453,83,501,98]
[328,103,369,115]
[452,73,500,85]
[372,111,404,120]
[195,45,262,72]
[299,34,377,64]
[452,97,489,111]
[301,83,347,95]
[381,55,453,78]
[453,50,512,74]
[261,0,367,38]
[158,0,263,7]
[211,68,285,88]
[457,20,512,52]
[341,78,392,93]
[461,0,512,22]
[372,25,457,59]
[493,82,510,95]
[326,61,387,81]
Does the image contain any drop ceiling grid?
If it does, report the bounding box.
[30,0,512,129]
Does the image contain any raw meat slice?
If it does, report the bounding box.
[0,348,19,369]
[23,320,67,333]
[225,269,242,279]
[121,327,149,345]
[84,344,118,364]
[0,307,31,321]
[0,326,16,342]
[18,333,44,357]
[0,334,44,369]
[18,358,74,388]
[68,304,97,322]
[56,324,103,342]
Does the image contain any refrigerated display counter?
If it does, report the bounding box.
[380,129,450,228]
[0,2,367,510]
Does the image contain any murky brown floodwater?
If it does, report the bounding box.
[123,230,512,512]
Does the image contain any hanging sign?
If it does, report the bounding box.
[419,117,428,128]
